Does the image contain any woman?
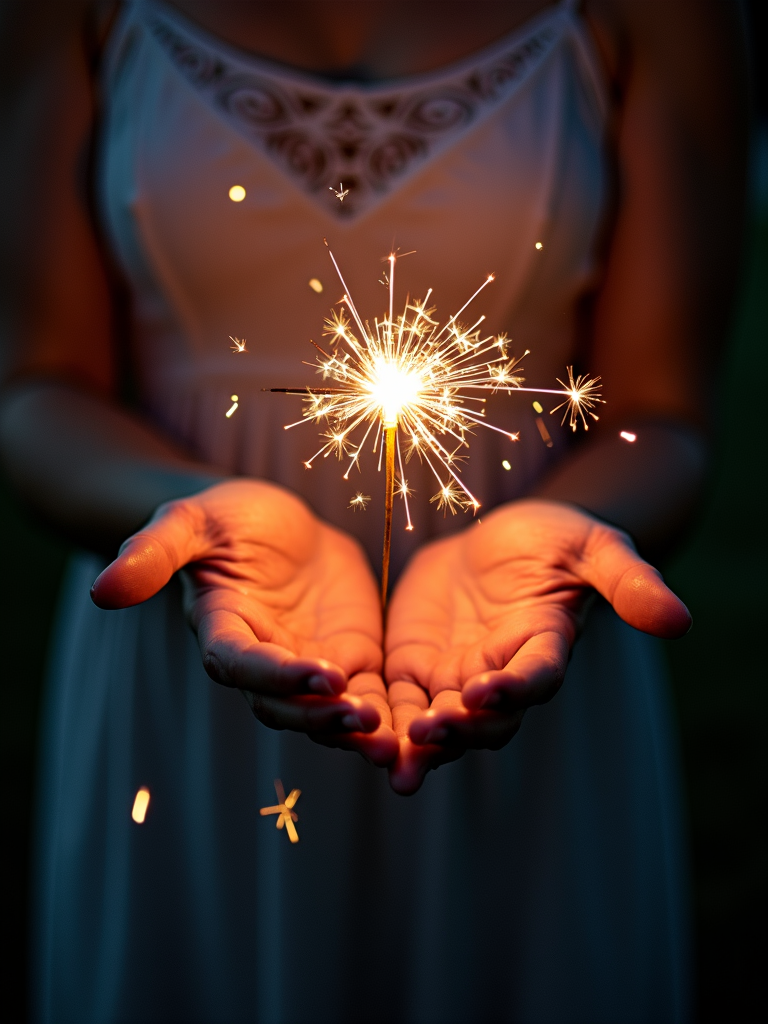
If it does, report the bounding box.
[0,1,748,1021]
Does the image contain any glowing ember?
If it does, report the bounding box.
[260,780,300,843]
[502,459,512,470]
[620,431,637,442]
[228,185,246,202]
[131,787,150,824]
[226,394,239,418]
[535,241,543,250]
[532,400,543,413]
[308,278,324,293]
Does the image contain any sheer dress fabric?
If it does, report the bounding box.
[34,2,692,1021]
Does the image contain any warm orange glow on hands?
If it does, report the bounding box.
[384,499,690,794]
[90,480,397,764]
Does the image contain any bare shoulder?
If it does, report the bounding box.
[584,0,750,138]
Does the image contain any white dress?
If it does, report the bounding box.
[33,2,692,1021]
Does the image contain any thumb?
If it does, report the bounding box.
[90,501,206,609]
[579,524,691,639]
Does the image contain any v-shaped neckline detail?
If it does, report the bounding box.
[136,0,576,221]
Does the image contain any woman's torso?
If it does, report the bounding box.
[98,0,609,570]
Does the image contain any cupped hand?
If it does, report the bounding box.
[384,499,691,793]
[91,479,398,765]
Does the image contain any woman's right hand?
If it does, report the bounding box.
[90,479,398,765]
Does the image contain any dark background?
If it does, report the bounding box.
[1,9,767,1024]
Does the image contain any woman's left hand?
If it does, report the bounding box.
[384,499,691,794]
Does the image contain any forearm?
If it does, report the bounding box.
[0,379,226,550]
[532,419,708,555]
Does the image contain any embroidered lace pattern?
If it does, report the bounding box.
[146,6,565,219]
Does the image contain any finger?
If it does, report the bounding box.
[347,673,393,732]
[242,691,380,734]
[407,689,524,749]
[91,500,206,609]
[461,630,570,711]
[580,524,691,638]
[388,681,429,739]
[200,608,347,695]
[311,723,399,767]
[388,737,463,796]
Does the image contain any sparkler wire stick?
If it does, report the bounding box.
[381,425,396,605]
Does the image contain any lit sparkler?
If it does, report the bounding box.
[260,779,301,843]
[230,336,247,353]
[268,245,603,603]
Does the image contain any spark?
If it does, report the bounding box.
[271,247,602,601]
[532,400,543,413]
[226,394,239,418]
[329,182,350,202]
[131,787,150,824]
[260,779,300,843]
[228,185,246,202]
[348,492,371,510]
[502,459,511,470]
[230,336,247,353]
[549,366,605,431]
[308,278,324,293]
[620,431,637,442]
[535,241,543,250]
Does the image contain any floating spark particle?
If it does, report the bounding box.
[131,787,150,824]
[226,394,239,418]
[269,246,602,601]
[532,400,543,413]
[535,242,543,250]
[309,278,324,293]
[620,431,637,443]
[260,780,300,843]
[230,336,247,353]
[228,185,246,202]
[430,482,476,516]
[550,366,605,431]
[349,492,371,510]
[329,182,350,202]
[502,459,511,470]
[536,417,554,447]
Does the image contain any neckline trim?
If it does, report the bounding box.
[143,0,571,94]
[135,0,576,221]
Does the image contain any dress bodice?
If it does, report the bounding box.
[98,0,609,570]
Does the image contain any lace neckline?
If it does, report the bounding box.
[136,0,576,220]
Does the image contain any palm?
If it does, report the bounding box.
[385,499,691,793]
[91,480,397,764]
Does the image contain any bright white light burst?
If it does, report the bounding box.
[278,246,603,519]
